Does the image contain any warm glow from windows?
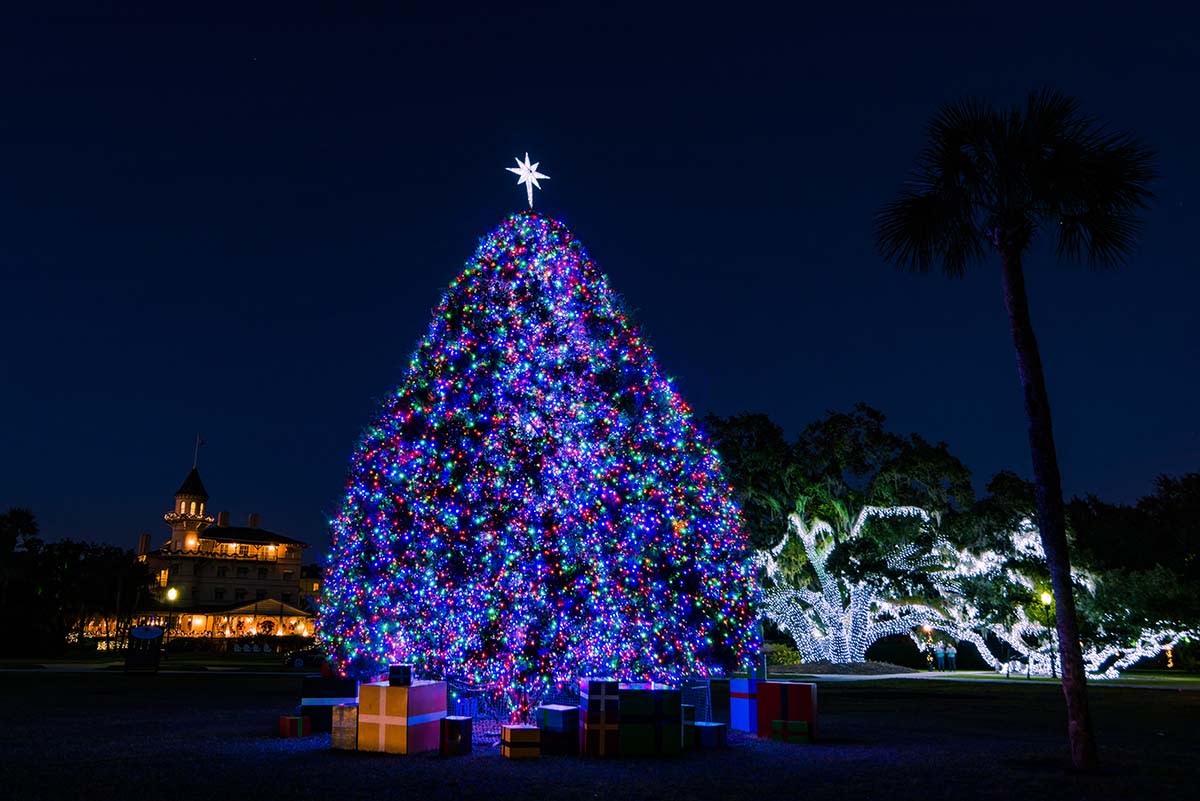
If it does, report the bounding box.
[157,569,168,588]
[192,615,206,629]
[190,501,197,515]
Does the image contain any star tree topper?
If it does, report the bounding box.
[506,152,550,208]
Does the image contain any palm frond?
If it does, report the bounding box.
[879,88,1157,274]
[875,97,994,277]
[1023,89,1158,268]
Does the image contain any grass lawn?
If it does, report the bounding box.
[0,672,1195,800]
[935,670,1200,686]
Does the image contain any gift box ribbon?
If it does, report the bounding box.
[581,721,617,756]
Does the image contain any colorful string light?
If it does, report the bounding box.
[318,212,760,715]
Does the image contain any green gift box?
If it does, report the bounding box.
[618,684,681,757]
[770,719,811,744]
[709,678,731,726]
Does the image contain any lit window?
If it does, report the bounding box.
[190,501,196,515]
[157,569,168,588]
[199,503,205,515]
[179,500,185,513]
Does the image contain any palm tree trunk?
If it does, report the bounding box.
[1000,248,1099,770]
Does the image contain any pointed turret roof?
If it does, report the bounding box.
[175,467,209,499]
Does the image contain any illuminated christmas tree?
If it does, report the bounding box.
[320,210,759,715]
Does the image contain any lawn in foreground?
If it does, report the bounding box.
[0,672,1195,800]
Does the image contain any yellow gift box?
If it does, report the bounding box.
[500,723,540,759]
[332,704,358,751]
[356,680,447,755]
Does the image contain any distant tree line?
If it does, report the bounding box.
[0,508,148,657]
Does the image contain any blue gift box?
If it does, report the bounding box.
[299,676,358,732]
[730,678,757,733]
[537,703,580,733]
[695,721,728,748]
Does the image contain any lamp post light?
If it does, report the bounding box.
[164,586,179,660]
[1039,590,1057,680]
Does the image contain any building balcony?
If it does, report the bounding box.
[162,539,303,561]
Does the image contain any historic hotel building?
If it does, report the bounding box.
[138,467,314,639]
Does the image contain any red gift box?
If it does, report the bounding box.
[755,681,817,740]
[279,714,312,738]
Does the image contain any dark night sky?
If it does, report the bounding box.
[2,3,1196,557]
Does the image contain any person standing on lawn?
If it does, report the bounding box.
[947,644,957,671]
[934,641,946,671]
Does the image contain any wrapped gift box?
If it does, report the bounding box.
[730,678,757,732]
[440,715,472,756]
[579,678,619,757]
[770,719,811,744]
[538,704,579,732]
[279,714,312,738]
[501,723,540,759]
[538,704,579,756]
[755,681,817,740]
[618,683,682,757]
[681,703,697,750]
[695,721,727,749]
[541,729,578,756]
[331,704,358,750]
[709,678,731,726]
[300,676,359,732]
[389,664,412,686]
[357,680,447,754]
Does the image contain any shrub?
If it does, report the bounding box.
[766,643,802,665]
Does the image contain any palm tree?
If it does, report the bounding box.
[875,89,1156,770]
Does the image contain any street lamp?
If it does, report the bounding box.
[164,586,178,660]
[1039,591,1057,679]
